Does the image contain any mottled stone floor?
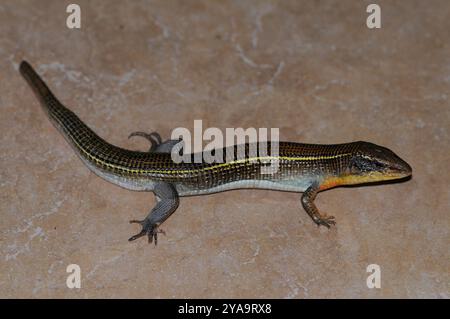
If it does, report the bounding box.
[0,0,448,298]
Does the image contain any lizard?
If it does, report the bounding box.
[19,60,412,244]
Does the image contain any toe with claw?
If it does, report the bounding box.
[128,219,165,245]
[128,131,162,152]
[314,215,336,228]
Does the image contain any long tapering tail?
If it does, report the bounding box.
[19,60,113,163]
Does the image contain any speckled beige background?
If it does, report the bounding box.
[0,0,449,298]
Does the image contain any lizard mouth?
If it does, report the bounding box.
[386,157,412,178]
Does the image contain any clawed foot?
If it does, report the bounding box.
[128,131,162,152]
[128,219,166,245]
[313,214,336,228]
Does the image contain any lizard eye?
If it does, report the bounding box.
[351,157,386,172]
[373,160,386,169]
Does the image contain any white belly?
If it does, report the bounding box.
[175,178,316,196]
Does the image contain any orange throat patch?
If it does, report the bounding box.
[319,172,407,190]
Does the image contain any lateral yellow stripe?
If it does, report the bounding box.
[46,89,352,176]
[72,135,351,175]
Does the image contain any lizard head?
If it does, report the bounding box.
[346,141,412,184]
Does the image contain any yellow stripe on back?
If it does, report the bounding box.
[72,136,352,175]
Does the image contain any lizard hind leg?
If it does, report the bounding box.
[128,182,180,245]
[128,131,162,152]
[128,131,182,153]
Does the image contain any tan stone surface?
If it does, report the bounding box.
[0,0,449,298]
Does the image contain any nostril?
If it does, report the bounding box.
[406,163,412,174]
[401,161,412,175]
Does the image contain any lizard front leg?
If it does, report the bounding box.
[301,182,336,228]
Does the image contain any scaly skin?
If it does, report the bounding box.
[20,60,412,244]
